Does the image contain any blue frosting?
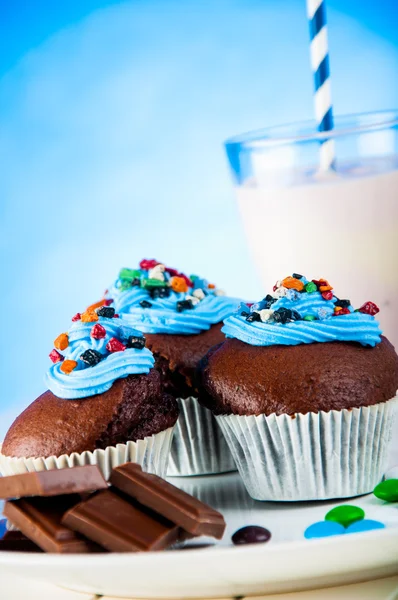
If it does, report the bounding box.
[45,317,154,399]
[222,277,382,348]
[107,266,240,334]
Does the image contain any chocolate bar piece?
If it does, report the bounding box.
[110,463,226,538]
[0,466,107,500]
[0,531,42,553]
[62,489,182,552]
[3,495,101,553]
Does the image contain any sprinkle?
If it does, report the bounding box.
[303,315,316,321]
[321,291,333,301]
[273,280,282,292]
[60,360,78,374]
[282,276,304,292]
[71,313,81,322]
[81,310,99,323]
[193,289,205,300]
[176,299,194,312]
[96,306,115,318]
[292,273,303,279]
[273,307,301,324]
[208,283,216,289]
[246,312,261,322]
[140,300,152,308]
[142,278,167,289]
[273,286,287,298]
[49,349,64,363]
[104,298,113,306]
[171,276,189,293]
[312,279,333,292]
[106,338,126,353]
[114,313,119,318]
[333,307,350,316]
[305,282,317,293]
[80,349,103,366]
[119,268,141,281]
[126,336,146,349]
[358,301,380,316]
[185,295,200,306]
[139,259,160,270]
[258,309,274,322]
[54,333,69,351]
[165,266,179,277]
[148,264,165,281]
[335,299,351,308]
[91,324,106,339]
[86,299,105,312]
[149,286,171,299]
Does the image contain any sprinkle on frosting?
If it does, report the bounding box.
[101,259,240,335]
[46,308,154,399]
[222,274,382,347]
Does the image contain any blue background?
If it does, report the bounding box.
[0,0,397,438]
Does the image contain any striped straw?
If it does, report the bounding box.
[307,0,335,170]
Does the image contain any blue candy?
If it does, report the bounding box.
[304,521,345,539]
[345,519,385,534]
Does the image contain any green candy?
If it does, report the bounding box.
[374,479,398,503]
[305,281,317,293]
[325,505,365,528]
[303,315,316,321]
[119,268,141,281]
[142,278,167,289]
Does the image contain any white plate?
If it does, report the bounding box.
[0,469,398,599]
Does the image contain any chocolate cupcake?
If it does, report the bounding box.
[199,274,398,501]
[0,309,178,480]
[105,259,240,476]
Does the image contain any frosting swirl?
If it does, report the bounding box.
[105,260,240,334]
[222,274,382,347]
[46,312,154,399]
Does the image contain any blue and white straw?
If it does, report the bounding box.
[307,0,335,170]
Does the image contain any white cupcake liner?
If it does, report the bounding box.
[167,397,236,476]
[0,427,174,482]
[216,397,398,501]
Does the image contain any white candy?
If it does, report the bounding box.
[258,309,274,322]
[185,295,200,306]
[193,288,205,300]
[148,264,165,281]
[274,286,287,298]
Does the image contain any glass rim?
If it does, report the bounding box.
[224,109,398,149]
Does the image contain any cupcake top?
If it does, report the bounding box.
[105,259,240,335]
[45,306,154,399]
[222,274,382,347]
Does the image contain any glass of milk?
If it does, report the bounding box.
[225,110,398,349]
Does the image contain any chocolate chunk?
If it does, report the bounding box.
[110,463,226,539]
[232,525,271,545]
[3,496,101,553]
[0,466,107,500]
[0,531,42,553]
[62,489,182,552]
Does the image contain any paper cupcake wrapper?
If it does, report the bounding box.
[216,397,398,501]
[167,397,236,476]
[0,427,174,482]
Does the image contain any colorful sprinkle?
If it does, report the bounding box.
[333,307,351,316]
[80,349,103,366]
[126,336,146,349]
[104,298,113,306]
[106,338,126,353]
[96,306,116,318]
[71,313,81,322]
[81,310,99,323]
[91,324,106,339]
[171,276,189,293]
[232,526,271,545]
[321,291,333,301]
[54,333,69,351]
[358,301,380,316]
[139,259,159,270]
[345,520,385,534]
[176,299,194,312]
[140,300,152,309]
[282,276,304,292]
[325,505,365,528]
[49,349,64,363]
[305,281,317,293]
[86,299,105,312]
[304,521,345,539]
[60,359,78,374]
[374,479,398,502]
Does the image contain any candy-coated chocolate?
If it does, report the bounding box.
[345,519,385,534]
[304,521,345,539]
[325,505,365,528]
[232,526,271,545]
[373,479,398,502]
